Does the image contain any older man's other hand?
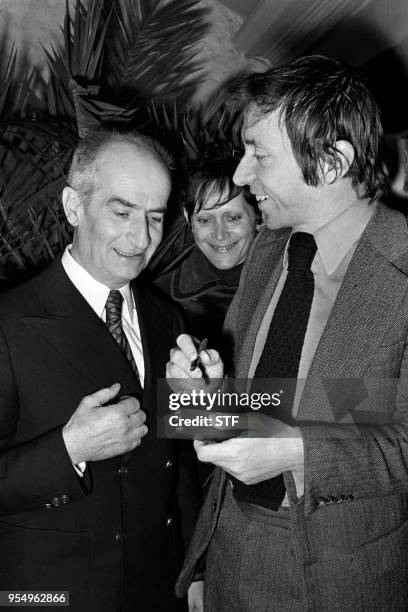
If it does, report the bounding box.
[62,382,147,464]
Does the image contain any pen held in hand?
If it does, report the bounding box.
[190,338,208,372]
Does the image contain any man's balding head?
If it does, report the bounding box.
[67,128,173,206]
[63,129,172,288]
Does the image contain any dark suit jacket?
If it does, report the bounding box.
[177,204,408,608]
[0,259,199,612]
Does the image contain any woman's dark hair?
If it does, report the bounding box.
[185,142,259,220]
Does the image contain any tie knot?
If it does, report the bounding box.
[287,232,317,271]
[106,289,123,322]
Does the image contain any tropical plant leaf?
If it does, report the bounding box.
[102,0,209,106]
[41,46,76,119]
[42,0,112,124]
[65,0,111,83]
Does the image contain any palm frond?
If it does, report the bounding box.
[65,0,111,83]
[102,0,210,106]
[43,0,112,124]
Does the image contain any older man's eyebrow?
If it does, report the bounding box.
[107,196,166,213]
[107,196,135,208]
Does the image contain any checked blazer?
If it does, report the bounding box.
[177,203,408,610]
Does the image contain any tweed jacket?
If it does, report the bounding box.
[177,203,408,605]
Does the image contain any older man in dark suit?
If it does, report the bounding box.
[168,56,408,610]
[0,128,200,611]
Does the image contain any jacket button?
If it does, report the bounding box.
[166,517,173,527]
[118,466,128,476]
[115,533,122,543]
[61,494,69,504]
[44,503,53,509]
[52,497,61,507]
[212,499,217,512]
[165,459,173,469]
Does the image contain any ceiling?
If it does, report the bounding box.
[217,0,408,131]
[218,0,408,68]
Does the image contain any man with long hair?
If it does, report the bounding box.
[169,55,408,609]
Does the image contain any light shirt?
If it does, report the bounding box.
[61,246,145,386]
[250,200,376,401]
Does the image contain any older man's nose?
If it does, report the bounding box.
[128,220,150,250]
[233,155,255,187]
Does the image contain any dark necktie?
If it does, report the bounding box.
[105,289,140,382]
[233,232,317,510]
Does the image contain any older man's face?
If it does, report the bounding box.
[67,142,170,288]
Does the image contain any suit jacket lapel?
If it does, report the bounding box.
[131,282,153,404]
[298,204,408,421]
[235,228,291,378]
[23,260,140,396]
[131,281,175,410]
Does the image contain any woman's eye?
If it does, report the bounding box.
[255,154,267,161]
[114,211,129,218]
[227,215,241,223]
[196,217,210,224]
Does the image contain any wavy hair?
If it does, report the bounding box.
[234,55,389,200]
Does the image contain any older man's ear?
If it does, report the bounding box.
[62,186,82,228]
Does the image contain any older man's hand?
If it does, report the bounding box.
[62,382,147,464]
[166,334,224,393]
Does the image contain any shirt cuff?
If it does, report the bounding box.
[72,462,86,477]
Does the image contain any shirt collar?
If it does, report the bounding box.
[61,246,134,321]
[314,201,377,275]
[283,201,377,276]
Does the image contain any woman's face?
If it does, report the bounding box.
[191,191,257,269]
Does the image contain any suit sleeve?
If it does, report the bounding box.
[225,234,408,517]
[0,322,90,516]
[299,341,408,515]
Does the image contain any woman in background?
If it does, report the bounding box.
[154,145,259,486]
[154,144,260,360]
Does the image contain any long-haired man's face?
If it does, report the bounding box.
[233,108,325,231]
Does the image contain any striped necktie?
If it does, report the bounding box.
[105,289,140,382]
